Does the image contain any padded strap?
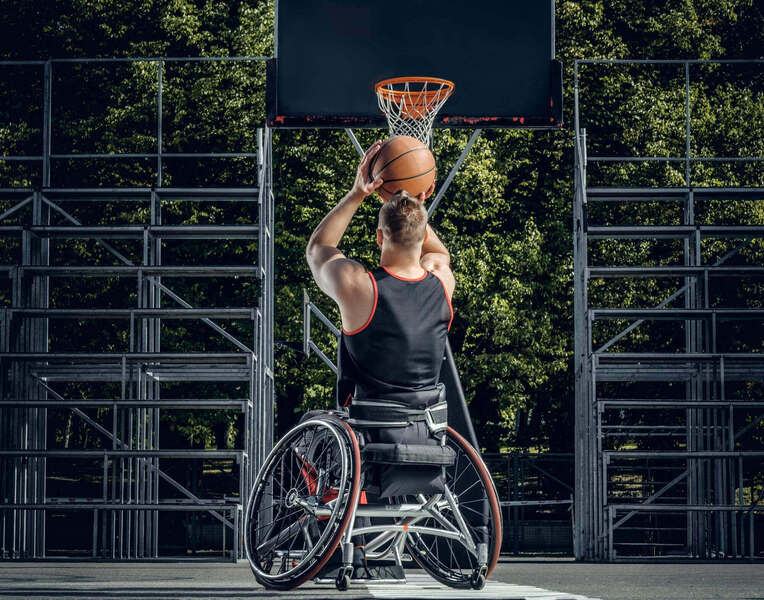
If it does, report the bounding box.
[352,383,445,410]
[362,442,456,466]
[349,400,448,438]
[349,399,427,422]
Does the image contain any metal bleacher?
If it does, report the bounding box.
[0,58,274,559]
[573,59,764,560]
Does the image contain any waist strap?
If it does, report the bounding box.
[349,399,427,422]
[352,383,445,410]
[349,400,448,434]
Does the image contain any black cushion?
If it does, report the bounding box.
[363,442,455,466]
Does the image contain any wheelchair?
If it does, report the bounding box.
[243,386,503,591]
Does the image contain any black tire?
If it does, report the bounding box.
[335,567,352,591]
[244,418,361,590]
[470,567,487,590]
[404,426,502,589]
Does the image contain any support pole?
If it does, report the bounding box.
[427,129,481,218]
[345,129,365,158]
[157,61,163,187]
[42,61,52,187]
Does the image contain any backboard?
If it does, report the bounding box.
[268,0,562,129]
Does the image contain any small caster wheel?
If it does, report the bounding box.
[470,565,487,590]
[335,566,353,591]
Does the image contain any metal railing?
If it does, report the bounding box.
[573,59,764,561]
[484,453,574,555]
[0,58,275,560]
[574,59,763,187]
[0,56,268,187]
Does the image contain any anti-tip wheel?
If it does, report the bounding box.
[335,566,353,591]
[470,566,487,590]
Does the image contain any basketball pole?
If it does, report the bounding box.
[345,129,365,158]
[427,128,482,218]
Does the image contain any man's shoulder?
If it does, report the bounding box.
[426,263,455,297]
[333,259,373,293]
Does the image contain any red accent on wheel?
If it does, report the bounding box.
[286,419,362,589]
[445,426,502,577]
[294,450,318,495]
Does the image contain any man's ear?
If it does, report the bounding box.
[376,228,383,248]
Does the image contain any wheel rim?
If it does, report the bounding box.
[244,419,356,584]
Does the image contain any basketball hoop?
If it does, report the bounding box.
[375,77,454,145]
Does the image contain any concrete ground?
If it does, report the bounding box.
[0,558,762,600]
[498,558,764,600]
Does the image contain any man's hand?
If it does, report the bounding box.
[416,182,436,203]
[351,140,385,198]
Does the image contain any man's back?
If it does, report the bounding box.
[304,140,456,402]
[342,266,453,399]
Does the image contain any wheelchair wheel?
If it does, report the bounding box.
[403,426,502,589]
[244,417,361,590]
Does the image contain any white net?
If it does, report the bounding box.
[375,77,454,146]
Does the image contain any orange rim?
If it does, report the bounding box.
[375,76,455,104]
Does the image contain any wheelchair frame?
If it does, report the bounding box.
[244,412,502,591]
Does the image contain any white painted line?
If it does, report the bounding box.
[364,573,600,600]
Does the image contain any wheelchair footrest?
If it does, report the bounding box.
[362,442,456,466]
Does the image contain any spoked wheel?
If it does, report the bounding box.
[244,417,361,590]
[403,426,502,589]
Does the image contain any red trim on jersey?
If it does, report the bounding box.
[342,271,378,335]
[381,265,428,281]
[430,271,454,331]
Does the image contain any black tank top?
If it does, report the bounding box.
[342,265,453,399]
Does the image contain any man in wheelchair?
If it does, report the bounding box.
[244,141,501,591]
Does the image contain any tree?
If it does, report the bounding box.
[0,0,761,457]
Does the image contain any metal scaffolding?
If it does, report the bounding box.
[573,59,764,560]
[0,58,274,559]
[483,453,574,555]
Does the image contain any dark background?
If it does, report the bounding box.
[273,0,558,125]
[0,0,761,480]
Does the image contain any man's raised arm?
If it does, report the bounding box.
[419,219,455,298]
[419,223,450,270]
[305,140,384,302]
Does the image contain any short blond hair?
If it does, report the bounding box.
[378,190,428,248]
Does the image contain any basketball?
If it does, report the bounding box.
[368,135,436,202]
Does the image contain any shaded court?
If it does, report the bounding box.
[2,559,763,600]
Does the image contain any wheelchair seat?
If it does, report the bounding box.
[346,383,454,497]
[361,442,455,465]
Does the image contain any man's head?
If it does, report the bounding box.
[376,190,428,251]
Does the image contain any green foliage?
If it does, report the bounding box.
[0,1,761,454]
